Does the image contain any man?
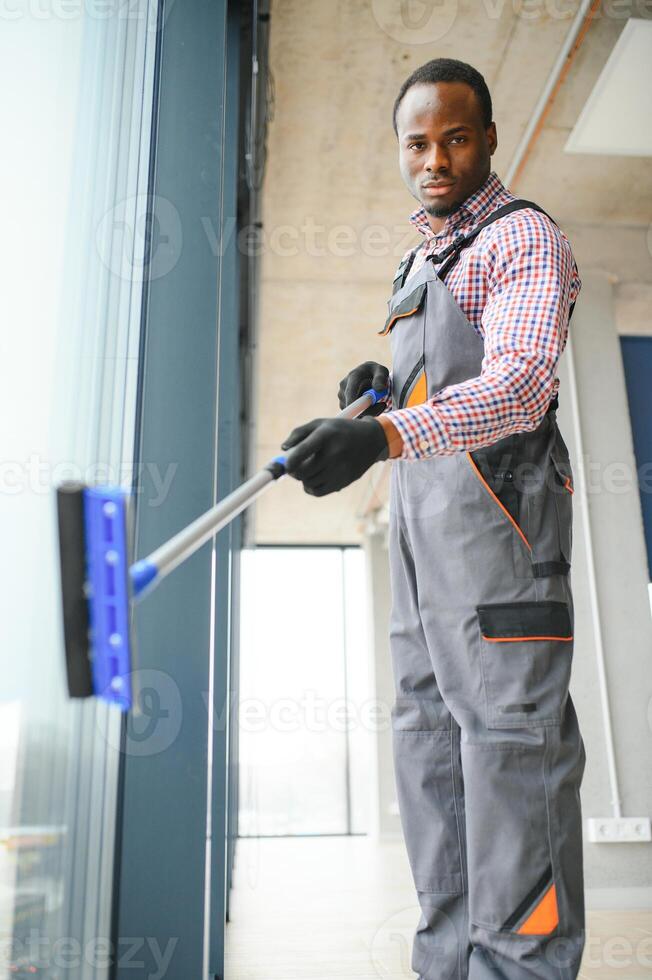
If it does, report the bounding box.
[282,58,585,980]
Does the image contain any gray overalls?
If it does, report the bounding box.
[382,201,585,979]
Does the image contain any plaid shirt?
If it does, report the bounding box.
[382,171,581,460]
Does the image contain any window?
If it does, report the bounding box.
[0,7,157,976]
[239,547,371,836]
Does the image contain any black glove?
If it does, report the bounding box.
[338,361,389,418]
[281,416,389,496]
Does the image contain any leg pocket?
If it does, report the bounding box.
[477,601,573,730]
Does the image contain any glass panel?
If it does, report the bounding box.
[0,6,157,978]
[239,547,371,836]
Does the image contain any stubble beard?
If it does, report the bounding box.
[422,198,460,218]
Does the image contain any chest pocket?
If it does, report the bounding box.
[394,356,426,409]
[378,281,426,337]
[379,280,429,410]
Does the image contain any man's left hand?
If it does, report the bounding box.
[281,417,389,496]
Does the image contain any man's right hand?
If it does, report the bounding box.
[338,361,389,417]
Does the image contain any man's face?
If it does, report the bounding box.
[396,81,497,221]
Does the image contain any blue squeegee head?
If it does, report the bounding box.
[84,486,133,710]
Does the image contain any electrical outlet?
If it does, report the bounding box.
[587,817,652,843]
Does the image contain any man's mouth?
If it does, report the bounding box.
[421,181,455,196]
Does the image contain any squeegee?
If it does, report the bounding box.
[56,388,387,711]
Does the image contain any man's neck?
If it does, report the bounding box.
[426,213,448,234]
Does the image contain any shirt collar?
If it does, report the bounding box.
[409,171,508,241]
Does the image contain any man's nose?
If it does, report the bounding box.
[424,143,450,172]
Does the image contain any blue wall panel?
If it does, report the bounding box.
[620,336,652,580]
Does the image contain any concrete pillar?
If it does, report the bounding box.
[363,526,402,839]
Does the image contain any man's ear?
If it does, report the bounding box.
[487,121,498,156]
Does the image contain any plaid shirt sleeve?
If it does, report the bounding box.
[385,371,393,411]
[380,211,581,460]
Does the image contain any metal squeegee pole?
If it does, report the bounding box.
[143,388,384,586]
[144,468,275,583]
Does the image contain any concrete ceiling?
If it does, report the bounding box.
[252,0,652,545]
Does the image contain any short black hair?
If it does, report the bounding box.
[392,58,492,135]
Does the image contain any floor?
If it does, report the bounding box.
[225,836,652,980]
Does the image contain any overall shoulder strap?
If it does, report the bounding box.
[432,198,569,414]
[434,199,554,281]
[392,240,426,295]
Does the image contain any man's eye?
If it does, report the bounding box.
[450,136,466,144]
[409,143,425,151]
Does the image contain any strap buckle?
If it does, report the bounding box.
[430,232,466,264]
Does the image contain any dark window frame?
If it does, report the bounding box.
[113,3,268,977]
